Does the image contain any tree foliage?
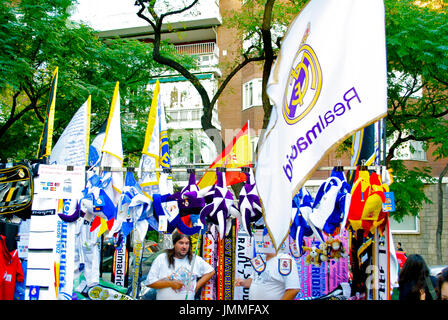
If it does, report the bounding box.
[0,0,181,163]
[384,0,448,220]
[134,0,295,153]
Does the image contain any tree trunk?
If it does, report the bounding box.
[261,0,275,131]
[436,161,448,264]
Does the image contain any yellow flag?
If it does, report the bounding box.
[37,67,58,160]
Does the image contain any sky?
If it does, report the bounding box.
[71,0,145,31]
[71,0,215,32]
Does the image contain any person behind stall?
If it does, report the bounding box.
[396,242,407,269]
[0,234,24,300]
[144,232,215,300]
[235,251,300,300]
[436,267,448,300]
[398,254,437,300]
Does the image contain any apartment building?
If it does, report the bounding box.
[72,0,260,166]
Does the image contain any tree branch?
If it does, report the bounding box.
[136,0,223,153]
[261,0,276,130]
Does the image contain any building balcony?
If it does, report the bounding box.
[166,106,220,131]
[175,42,221,77]
[72,0,222,43]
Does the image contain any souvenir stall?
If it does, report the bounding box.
[0,156,398,301]
[0,82,397,300]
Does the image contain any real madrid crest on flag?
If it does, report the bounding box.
[250,255,266,274]
[278,258,292,276]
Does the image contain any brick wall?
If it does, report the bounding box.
[392,183,448,266]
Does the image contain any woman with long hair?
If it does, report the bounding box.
[436,267,448,300]
[398,254,437,300]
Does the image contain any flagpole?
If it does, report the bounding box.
[83,165,382,173]
[185,229,203,300]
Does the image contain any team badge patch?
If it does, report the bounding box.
[250,255,266,274]
[278,258,292,276]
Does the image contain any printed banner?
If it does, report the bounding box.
[130,240,143,299]
[292,231,349,300]
[55,201,76,300]
[217,236,225,300]
[49,96,91,166]
[34,164,85,199]
[26,197,59,300]
[371,214,396,300]
[223,220,236,300]
[112,237,128,288]
[201,225,218,300]
[25,165,84,300]
[256,0,387,250]
[234,222,254,300]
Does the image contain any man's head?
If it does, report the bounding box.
[173,232,191,258]
[167,232,193,267]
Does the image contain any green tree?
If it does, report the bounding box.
[224,0,308,130]
[0,0,186,163]
[385,0,448,221]
[385,0,448,262]
[134,0,299,154]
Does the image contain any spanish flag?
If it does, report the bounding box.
[37,67,58,161]
[197,121,252,189]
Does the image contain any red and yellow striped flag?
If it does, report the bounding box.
[197,121,252,189]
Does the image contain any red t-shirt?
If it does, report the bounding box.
[396,251,407,269]
[0,235,25,300]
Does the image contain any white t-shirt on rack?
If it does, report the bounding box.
[144,252,214,300]
[248,253,300,300]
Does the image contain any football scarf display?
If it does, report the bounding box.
[110,171,151,242]
[216,219,236,300]
[172,170,206,218]
[290,188,322,256]
[152,191,202,236]
[234,221,253,300]
[309,168,351,237]
[200,224,218,300]
[6,156,394,301]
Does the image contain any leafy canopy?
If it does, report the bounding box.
[0,0,189,163]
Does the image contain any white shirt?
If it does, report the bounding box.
[249,253,300,300]
[144,252,214,300]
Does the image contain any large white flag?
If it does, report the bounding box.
[139,79,172,198]
[49,96,91,166]
[256,0,387,250]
